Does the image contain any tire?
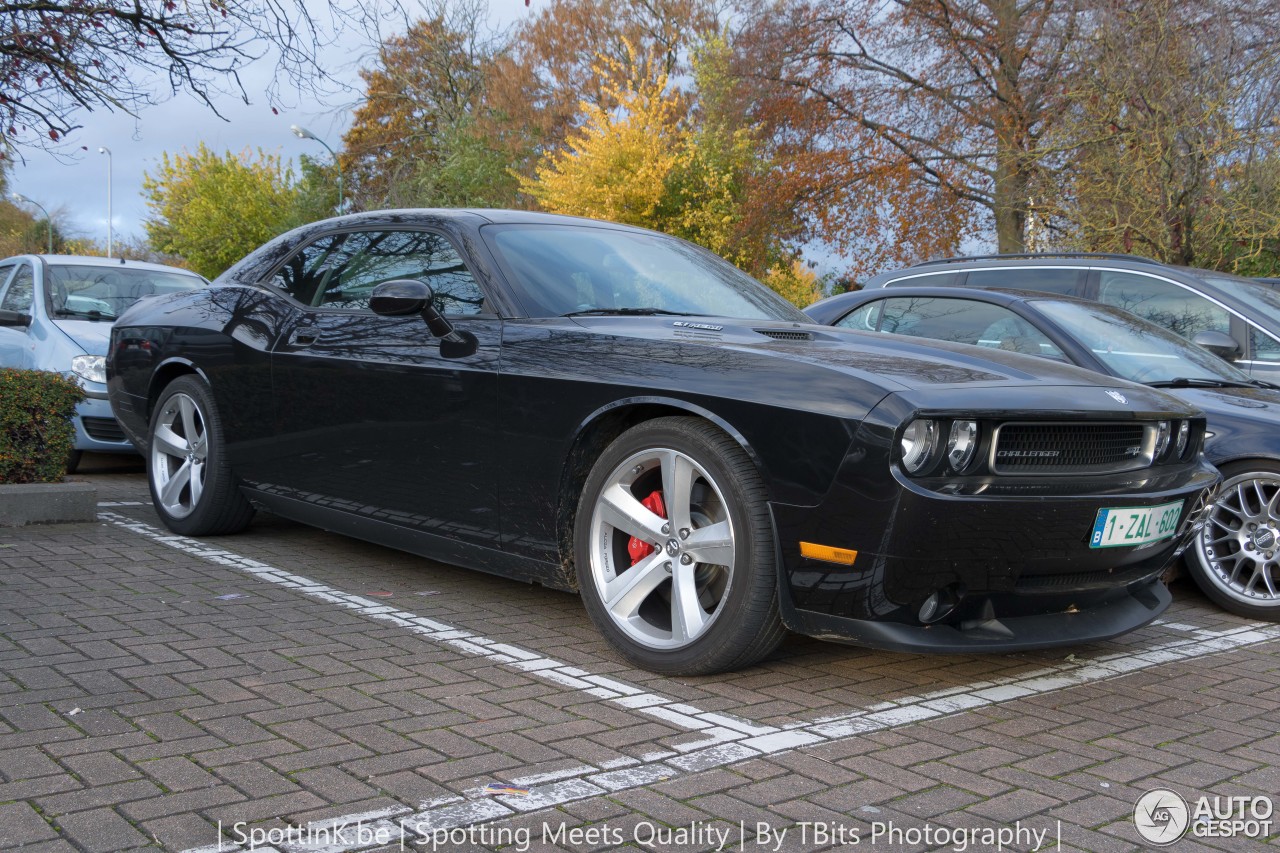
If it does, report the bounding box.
[573,416,785,674]
[147,376,254,536]
[1190,459,1280,620]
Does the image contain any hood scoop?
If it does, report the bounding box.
[755,329,814,342]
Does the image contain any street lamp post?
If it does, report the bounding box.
[11,193,53,254]
[291,124,344,213]
[97,146,113,258]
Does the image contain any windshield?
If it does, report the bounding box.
[1034,298,1251,383]
[483,224,807,322]
[1201,273,1280,322]
[46,264,205,319]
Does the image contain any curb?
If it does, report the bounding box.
[0,482,99,526]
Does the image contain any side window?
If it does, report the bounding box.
[267,230,486,315]
[876,297,1064,358]
[835,301,882,331]
[965,267,1083,295]
[0,265,34,313]
[0,264,16,305]
[1097,271,1229,339]
[1250,327,1280,362]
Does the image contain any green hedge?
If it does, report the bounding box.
[0,368,86,484]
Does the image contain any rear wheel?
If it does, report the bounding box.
[1191,460,1280,620]
[574,417,785,674]
[148,376,254,536]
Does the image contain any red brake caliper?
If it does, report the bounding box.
[627,491,666,565]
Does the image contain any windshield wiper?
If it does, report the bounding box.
[1147,377,1258,389]
[55,308,116,321]
[561,307,695,317]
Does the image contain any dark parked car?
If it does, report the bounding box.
[107,211,1218,673]
[808,286,1280,621]
[0,255,206,469]
[861,253,1280,383]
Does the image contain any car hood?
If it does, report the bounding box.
[1171,385,1280,419]
[575,315,1148,389]
[562,316,1200,420]
[51,318,112,355]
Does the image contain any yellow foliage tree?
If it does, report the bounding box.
[760,260,823,308]
[521,41,822,306]
[143,144,302,279]
[520,47,685,226]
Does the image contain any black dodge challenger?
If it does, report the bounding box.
[106,210,1219,674]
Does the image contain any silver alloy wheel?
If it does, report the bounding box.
[150,392,209,519]
[588,447,735,649]
[1196,471,1280,607]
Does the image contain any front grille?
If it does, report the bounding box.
[756,329,814,341]
[991,422,1149,475]
[81,416,127,443]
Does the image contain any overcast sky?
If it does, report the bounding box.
[8,0,536,248]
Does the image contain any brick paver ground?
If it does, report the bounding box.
[1,456,1277,852]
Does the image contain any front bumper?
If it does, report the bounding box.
[773,463,1219,652]
[73,394,135,454]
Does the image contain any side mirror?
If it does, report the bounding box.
[1192,329,1241,361]
[369,279,432,316]
[0,308,31,328]
[369,279,477,357]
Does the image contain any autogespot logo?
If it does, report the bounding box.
[1134,789,1190,845]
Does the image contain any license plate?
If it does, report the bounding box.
[1090,501,1183,548]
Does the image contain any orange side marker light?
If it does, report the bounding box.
[799,542,858,566]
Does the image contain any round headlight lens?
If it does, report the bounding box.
[1175,419,1190,459]
[947,420,979,472]
[1154,420,1171,460]
[900,419,938,474]
[71,355,107,385]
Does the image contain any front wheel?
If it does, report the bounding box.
[1190,460,1280,620]
[574,417,785,674]
[148,376,254,536]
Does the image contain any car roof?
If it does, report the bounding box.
[873,252,1256,287]
[852,285,1093,305]
[282,207,664,236]
[861,255,1280,328]
[0,254,204,276]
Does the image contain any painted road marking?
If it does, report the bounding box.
[95,511,1280,853]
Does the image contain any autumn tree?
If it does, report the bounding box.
[521,42,821,306]
[0,0,398,156]
[488,0,720,174]
[0,199,50,256]
[340,0,500,209]
[743,0,1087,263]
[1048,0,1280,272]
[143,144,303,278]
[519,48,684,226]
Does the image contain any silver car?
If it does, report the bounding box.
[0,255,206,470]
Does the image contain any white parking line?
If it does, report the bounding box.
[95,511,1280,853]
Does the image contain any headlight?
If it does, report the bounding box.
[1175,420,1190,459]
[71,355,107,385]
[947,420,979,472]
[1154,420,1171,459]
[900,419,938,474]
